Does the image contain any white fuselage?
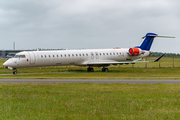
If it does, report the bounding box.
[3,48,150,68]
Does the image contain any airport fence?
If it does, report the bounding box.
[120,57,180,68]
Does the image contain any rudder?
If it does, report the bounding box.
[135,33,158,51]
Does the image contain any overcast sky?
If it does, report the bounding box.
[0,0,179,53]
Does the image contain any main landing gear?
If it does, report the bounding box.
[87,66,109,72]
[87,67,94,72]
[102,67,108,72]
[13,68,18,75]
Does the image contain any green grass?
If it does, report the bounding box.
[0,83,180,119]
[1,57,180,119]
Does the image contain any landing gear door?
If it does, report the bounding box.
[28,52,36,65]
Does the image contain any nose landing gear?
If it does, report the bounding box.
[13,68,18,75]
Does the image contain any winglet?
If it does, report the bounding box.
[154,54,165,62]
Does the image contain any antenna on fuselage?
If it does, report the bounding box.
[129,42,131,48]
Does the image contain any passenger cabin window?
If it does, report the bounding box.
[100,53,101,55]
[57,55,58,57]
[86,53,88,56]
[53,55,55,57]
[49,55,51,57]
[110,53,112,55]
[79,54,81,56]
[113,53,115,55]
[83,54,84,56]
[61,55,62,57]
[76,54,78,56]
[41,55,43,58]
[116,53,118,55]
[106,53,108,55]
[45,55,46,58]
[64,54,66,57]
[103,53,105,55]
[72,54,74,57]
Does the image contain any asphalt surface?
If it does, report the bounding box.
[0,79,180,83]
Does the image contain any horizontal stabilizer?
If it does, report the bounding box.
[142,35,175,39]
[155,36,175,38]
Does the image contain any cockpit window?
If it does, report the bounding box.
[14,55,19,58]
[20,55,26,58]
[14,55,26,58]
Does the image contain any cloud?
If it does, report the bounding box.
[0,0,179,53]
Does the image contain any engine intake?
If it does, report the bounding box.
[128,48,144,56]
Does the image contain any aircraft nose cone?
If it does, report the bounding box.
[3,59,12,67]
[3,61,8,66]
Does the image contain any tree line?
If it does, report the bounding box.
[149,52,180,57]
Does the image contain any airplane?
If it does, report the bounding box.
[3,33,174,74]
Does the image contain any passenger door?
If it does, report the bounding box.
[28,52,36,65]
[90,52,94,62]
[95,52,99,62]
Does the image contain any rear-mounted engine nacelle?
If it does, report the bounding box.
[128,47,144,56]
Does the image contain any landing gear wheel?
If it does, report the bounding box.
[90,68,94,72]
[13,69,18,75]
[87,67,94,72]
[13,71,17,75]
[105,68,108,72]
[102,68,108,72]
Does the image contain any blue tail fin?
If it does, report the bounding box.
[135,33,158,51]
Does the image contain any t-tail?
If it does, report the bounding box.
[135,33,175,51]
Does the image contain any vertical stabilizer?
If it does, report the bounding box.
[136,33,157,51]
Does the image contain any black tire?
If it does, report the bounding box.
[87,68,94,72]
[13,68,18,75]
[90,68,94,72]
[105,68,108,72]
[13,71,17,75]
